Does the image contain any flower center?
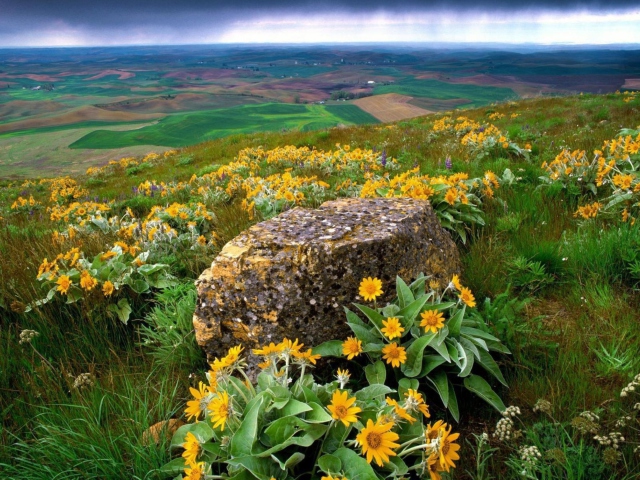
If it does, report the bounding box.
[388,348,399,359]
[334,405,347,418]
[442,440,450,455]
[366,432,382,449]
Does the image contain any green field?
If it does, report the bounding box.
[70,103,378,149]
[374,78,516,108]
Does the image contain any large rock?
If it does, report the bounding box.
[193,197,460,363]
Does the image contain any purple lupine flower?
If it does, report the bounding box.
[445,156,452,170]
[20,190,28,196]
[477,126,485,133]
[381,149,387,167]
[132,186,139,195]
[221,173,227,181]
[372,146,377,153]
[151,184,159,191]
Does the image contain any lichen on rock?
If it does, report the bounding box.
[193,197,461,366]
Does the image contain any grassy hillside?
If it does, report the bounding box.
[1,90,640,479]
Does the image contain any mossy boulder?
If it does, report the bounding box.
[193,197,460,363]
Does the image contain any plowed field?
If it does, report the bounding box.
[353,93,431,122]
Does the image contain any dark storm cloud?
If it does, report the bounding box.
[2,0,639,25]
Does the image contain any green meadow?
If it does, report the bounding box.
[69,103,379,149]
[374,78,517,108]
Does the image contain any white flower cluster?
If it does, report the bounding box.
[615,415,633,428]
[503,405,521,418]
[519,445,542,471]
[594,431,625,449]
[19,329,40,345]
[580,410,600,423]
[73,373,95,390]
[533,399,552,415]
[620,373,640,397]
[494,417,518,441]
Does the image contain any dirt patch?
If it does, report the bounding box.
[0,100,67,123]
[84,69,135,80]
[354,93,432,122]
[0,106,163,134]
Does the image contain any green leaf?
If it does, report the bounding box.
[230,394,265,456]
[108,298,132,324]
[460,326,500,342]
[313,340,344,357]
[426,370,449,407]
[476,348,508,386]
[283,452,305,469]
[447,306,465,336]
[348,323,380,344]
[464,375,506,413]
[279,398,312,417]
[355,384,394,403]
[318,454,342,475]
[398,378,419,399]
[447,379,460,422]
[396,295,430,329]
[157,457,187,475]
[333,448,379,480]
[344,307,368,328]
[306,402,333,423]
[381,304,401,318]
[322,422,349,454]
[131,278,150,294]
[418,355,448,378]
[170,421,215,448]
[409,273,426,297]
[401,333,436,377]
[429,335,451,362]
[385,455,409,476]
[365,360,386,385]
[396,276,414,309]
[354,303,385,330]
[226,456,280,480]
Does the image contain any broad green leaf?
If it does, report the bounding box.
[464,375,506,413]
[409,274,426,297]
[460,326,500,342]
[447,306,465,336]
[354,303,385,330]
[418,355,448,378]
[230,394,265,456]
[333,448,379,480]
[318,454,342,474]
[459,338,480,359]
[355,384,394,403]
[476,348,508,386]
[362,343,384,353]
[435,325,449,346]
[396,295,430,329]
[426,370,449,407]
[447,340,461,369]
[384,455,409,476]
[279,398,312,417]
[486,339,512,355]
[401,333,436,377]
[398,378,419,399]
[381,304,401,318]
[226,456,280,480]
[257,422,326,457]
[131,278,150,294]
[313,340,344,357]
[365,360,386,385]
[429,335,451,362]
[396,276,414,309]
[157,457,187,475]
[263,416,309,446]
[322,421,349,454]
[170,421,215,448]
[348,323,379,344]
[283,452,305,469]
[108,298,132,324]
[344,307,368,328]
[447,379,460,422]
[306,402,333,423]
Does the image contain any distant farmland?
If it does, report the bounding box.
[353,93,432,122]
[69,103,378,149]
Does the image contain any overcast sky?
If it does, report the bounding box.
[1,0,639,47]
